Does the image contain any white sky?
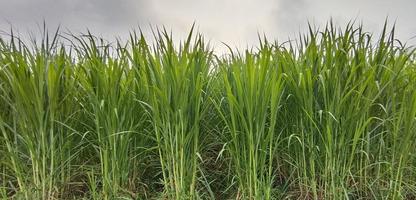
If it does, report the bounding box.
[1,0,415,52]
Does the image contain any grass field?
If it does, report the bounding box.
[1,22,416,199]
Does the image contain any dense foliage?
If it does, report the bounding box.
[1,23,416,199]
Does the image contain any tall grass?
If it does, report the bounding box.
[0,22,415,199]
[213,42,284,199]
[132,28,213,199]
[0,28,81,199]
[72,33,149,199]
[278,23,416,199]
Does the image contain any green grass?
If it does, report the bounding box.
[0,22,415,199]
[130,28,213,199]
[72,33,149,199]
[213,42,284,199]
[0,27,82,199]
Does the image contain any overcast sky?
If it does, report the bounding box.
[1,0,415,52]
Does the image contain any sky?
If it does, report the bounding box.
[1,0,415,52]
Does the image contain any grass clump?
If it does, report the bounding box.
[213,42,284,199]
[0,28,81,199]
[72,33,149,199]
[134,28,213,199]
